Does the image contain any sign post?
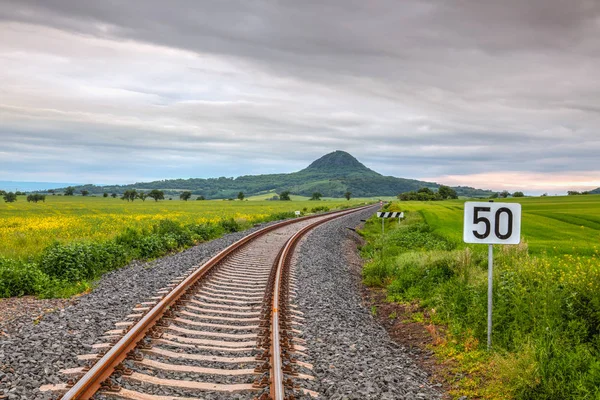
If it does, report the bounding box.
[463,201,521,350]
[377,212,404,234]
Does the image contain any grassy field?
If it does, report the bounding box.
[0,195,368,298]
[0,195,366,260]
[399,195,600,256]
[359,195,600,399]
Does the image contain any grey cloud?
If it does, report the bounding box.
[1,0,599,189]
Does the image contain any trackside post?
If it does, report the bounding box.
[463,200,521,350]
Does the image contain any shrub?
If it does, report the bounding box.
[39,242,111,282]
[310,206,330,213]
[0,258,47,297]
[153,219,193,247]
[187,223,222,242]
[219,218,240,233]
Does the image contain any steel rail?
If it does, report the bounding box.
[60,204,374,400]
[269,205,375,399]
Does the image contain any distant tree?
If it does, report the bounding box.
[196,195,206,201]
[512,191,525,197]
[27,194,46,203]
[3,192,17,203]
[344,191,352,201]
[499,190,510,198]
[237,191,245,201]
[568,191,581,196]
[541,193,548,197]
[81,190,89,196]
[438,185,458,200]
[148,189,165,202]
[490,192,499,199]
[48,189,56,195]
[111,193,117,198]
[64,187,75,196]
[310,192,322,201]
[103,192,108,198]
[180,191,192,201]
[122,189,137,202]
[279,191,291,201]
[15,191,26,196]
[397,187,442,201]
[137,191,148,202]
[0,190,5,196]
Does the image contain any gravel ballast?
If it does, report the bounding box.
[292,209,442,399]
[0,209,441,399]
[0,223,277,400]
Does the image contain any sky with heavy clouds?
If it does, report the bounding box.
[1,0,599,194]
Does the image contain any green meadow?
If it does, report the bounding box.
[360,195,600,400]
[400,195,600,256]
[0,195,368,298]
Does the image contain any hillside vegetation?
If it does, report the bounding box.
[51,151,494,199]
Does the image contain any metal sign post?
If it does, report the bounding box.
[487,243,493,349]
[463,201,521,350]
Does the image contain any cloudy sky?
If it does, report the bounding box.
[1,0,599,194]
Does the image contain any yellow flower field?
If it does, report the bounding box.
[0,195,365,260]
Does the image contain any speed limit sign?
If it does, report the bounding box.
[464,202,521,244]
[464,201,522,350]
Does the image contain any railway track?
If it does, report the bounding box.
[40,205,375,400]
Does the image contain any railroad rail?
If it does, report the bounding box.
[41,204,375,400]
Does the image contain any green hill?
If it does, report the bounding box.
[52,151,493,199]
[590,188,600,194]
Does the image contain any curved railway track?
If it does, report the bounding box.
[41,204,376,400]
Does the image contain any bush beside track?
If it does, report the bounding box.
[0,213,299,298]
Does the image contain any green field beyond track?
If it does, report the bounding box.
[0,195,369,298]
[0,195,368,260]
[360,195,600,399]
[398,194,600,256]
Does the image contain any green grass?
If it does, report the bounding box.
[0,195,369,260]
[0,195,372,298]
[398,195,600,256]
[359,196,600,399]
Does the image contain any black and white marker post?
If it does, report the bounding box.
[377,211,404,234]
[463,200,522,350]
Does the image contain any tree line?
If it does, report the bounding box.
[397,186,526,201]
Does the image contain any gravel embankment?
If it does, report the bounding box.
[292,209,442,400]
[0,223,276,400]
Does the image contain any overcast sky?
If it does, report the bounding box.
[1,0,599,194]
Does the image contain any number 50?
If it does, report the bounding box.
[473,207,514,240]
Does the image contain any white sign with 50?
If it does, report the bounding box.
[463,202,521,245]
